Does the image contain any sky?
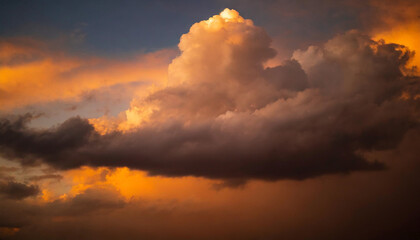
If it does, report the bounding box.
[0,0,420,239]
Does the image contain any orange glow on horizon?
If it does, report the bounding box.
[36,166,216,202]
[36,166,259,205]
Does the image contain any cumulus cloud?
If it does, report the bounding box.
[0,9,419,181]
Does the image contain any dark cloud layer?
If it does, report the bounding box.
[0,127,420,240]
[0,165,40,200]
[0,28,418,181]
[0,181,39,200]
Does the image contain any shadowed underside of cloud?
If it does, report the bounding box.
[0,181,40,200]
[0,9,419,181]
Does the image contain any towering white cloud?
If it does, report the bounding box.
[0,9,418,181]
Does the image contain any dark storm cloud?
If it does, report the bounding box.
[0,181,40,200]
[0,114,96,168]
[0,162,40,200]
[2,127,420,240]
[0,29,418,181]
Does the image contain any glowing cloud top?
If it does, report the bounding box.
[0,8,419,182]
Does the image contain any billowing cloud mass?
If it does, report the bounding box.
[0,9,419,181]
[1,3,420,240]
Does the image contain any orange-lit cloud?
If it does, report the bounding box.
[8,127,420,239]
[373,25,420,71]
[369,0,420,71]
[1,6,420,240]
[37,166,227,203]
[0,38,174,111]
[0,9,418,182]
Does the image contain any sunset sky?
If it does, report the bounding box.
[1,0,420,239]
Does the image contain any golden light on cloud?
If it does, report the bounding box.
[1,4,420,239]
[87,8,264,133]
[0,40,173,110]
[219,8,243,22]
[369,0,420,72]
[204,9,247,29]
[37,166,230,203]
[373,23,420,70]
